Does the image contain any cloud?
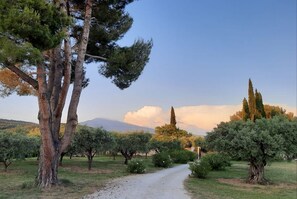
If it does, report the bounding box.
[124,104,297,135]
[124,105,241,135]
[124,106,167,128]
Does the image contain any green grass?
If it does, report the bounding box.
[185,161,297,199]
[0,155,159,199]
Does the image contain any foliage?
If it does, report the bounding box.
[169,150,197,164]
[149,139,182,153]
[127,159,146,174]
[271,116,297,160]
[0,131,38,171]
[242,98,250,121]
[255,90,266,119]
[114,132,151,164]
[205,116,297,183]
[248,79,256,121]
[152,152,172,168]
[230,79,294,122]
[201,153,231,171]
[73,126,114,170]
[170,106,176,127]
[154,124,188,141]
[189,159,211,179]
[194,136,207,153]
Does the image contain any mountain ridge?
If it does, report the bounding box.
[79,118,154,133]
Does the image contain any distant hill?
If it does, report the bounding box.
[0,118,154,134]
[0,119,38,132]
[80,118,154,133]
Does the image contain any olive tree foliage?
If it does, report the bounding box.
[73,126,114,170]
[0,131,39,171]
[206,116,297,184]
[0,0,152,187]
[114,132,151,164]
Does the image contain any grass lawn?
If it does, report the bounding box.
[185,161,297,199]
[0,155,159,199]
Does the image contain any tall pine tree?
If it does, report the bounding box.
[170,106,177,127]
[248,79,256,121]
[242,98,250,121]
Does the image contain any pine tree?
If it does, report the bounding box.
[170,106,177,127]
[248,79,256,121]
[242,98,250,121]
[255,90,266,119]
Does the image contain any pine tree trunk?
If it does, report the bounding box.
[36,140,60,187]
[248,162,266,184]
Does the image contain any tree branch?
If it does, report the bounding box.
[61,0,94,152]
[5,64,38,90]
[85,53,107,62]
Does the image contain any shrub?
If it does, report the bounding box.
[202,153,231,171]
[169,150,197,164]
[127,159,146,174]
[189,159,211,178]
[152,152,172,168]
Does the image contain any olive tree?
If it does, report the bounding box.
[115,132,151,164]
[73,126,114,170]
[206,117,292,184]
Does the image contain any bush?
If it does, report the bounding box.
[152,152,172,168]
[127,159,146,174]
[169,150,197,164]
[189,159,211,178]
[202,153,231,171]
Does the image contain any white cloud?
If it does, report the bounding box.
[124,106,166,128]
[124,104,296,135]
[124,105,241,135]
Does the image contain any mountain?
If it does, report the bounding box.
[80,118,154,133]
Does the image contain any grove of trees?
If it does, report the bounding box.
[230,79,294,121]
[0,0,152,187]
[0,131,40,171]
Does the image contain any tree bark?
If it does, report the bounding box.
[59,152,66,166]
[3,161,11,172]
[35,0,93,188]
[247,162,267,184]
[121,150,134,165]
[87,155,93,170]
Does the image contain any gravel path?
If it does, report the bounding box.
[83,164,192,199]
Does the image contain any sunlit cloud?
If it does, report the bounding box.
[124,105,241,135]
[124,106,167,128]
[124,104,296,135]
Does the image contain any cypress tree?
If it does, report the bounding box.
[170,106,177,127]
[242,98,250,121]
[248,79,256,121]
[255,90,266,118]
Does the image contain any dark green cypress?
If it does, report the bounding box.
[170,106,177,127]
[255,90,266,118]
[242,98,250,121]
[248,79,256,121]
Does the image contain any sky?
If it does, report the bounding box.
[0,0,296,135]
